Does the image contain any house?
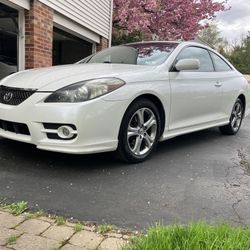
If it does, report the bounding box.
[0,0,113,79]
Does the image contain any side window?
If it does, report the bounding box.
[210,52,232,72]
[177,46,214,72]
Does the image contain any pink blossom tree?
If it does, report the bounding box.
[113,0,227,40]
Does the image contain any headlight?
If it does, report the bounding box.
[44,78,126,103]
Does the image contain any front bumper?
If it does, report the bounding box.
[0,92,129,154]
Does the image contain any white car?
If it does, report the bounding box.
[0,41,249,163]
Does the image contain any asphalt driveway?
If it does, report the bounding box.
[0,117,250,230]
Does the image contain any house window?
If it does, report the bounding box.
[53,27,92,65]
[0,3,18,80]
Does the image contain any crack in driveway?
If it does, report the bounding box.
[223,148,250,226]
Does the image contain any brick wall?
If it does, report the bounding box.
[25,0,53,69]
[97,37,109,52]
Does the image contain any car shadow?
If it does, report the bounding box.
[156,127,222,155]
[0,127,224,172]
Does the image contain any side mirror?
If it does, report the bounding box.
[174,59,200,71]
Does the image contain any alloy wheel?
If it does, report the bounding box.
[127,108,157,156]
[231,101,243,132]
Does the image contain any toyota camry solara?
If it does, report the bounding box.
[0,41,249,163]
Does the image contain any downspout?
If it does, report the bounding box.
[109,0,114,47]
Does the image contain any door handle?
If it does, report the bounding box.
[215,81,222,87]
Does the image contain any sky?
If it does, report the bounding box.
[216,0,250,42]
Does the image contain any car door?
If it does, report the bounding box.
[209,51,241,119]
[168,46,223,131]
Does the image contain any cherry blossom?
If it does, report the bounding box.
[113,0,227,40]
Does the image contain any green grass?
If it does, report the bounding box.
[4,201,27,215]
[5,235,17,245]
[24,212,35,220]
[97,224,114,234]
[34,210,46,217]
[55,216,66,226]
[74,223,83,232]
[122,222,250,250]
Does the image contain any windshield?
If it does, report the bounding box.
[79,42,178,66]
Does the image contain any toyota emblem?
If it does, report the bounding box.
[3,92,13,102]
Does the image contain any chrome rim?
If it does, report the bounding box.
[231,102,243,131]
[127,108,157,156]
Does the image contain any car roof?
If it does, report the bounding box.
[125,41,181,46]
[126,40,211,48]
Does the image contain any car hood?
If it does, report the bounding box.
[0,63,156,91]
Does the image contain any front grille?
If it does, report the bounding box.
[0,85,36,106]
[0,119,30,135]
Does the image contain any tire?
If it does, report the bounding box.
[116,98,161,163]
[219,98,244,135]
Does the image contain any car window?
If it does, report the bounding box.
[128,43,178,65]
[86,46,138,65]
[210,52,232,72]
[177,46,214,72]
[79,43,178,66]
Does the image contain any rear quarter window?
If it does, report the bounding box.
[210,52,232,72]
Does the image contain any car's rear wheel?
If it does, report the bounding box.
[117,98,161,163]
[219,98,244,135]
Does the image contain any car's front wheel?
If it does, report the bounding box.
[219,98,244,135]
[117,98,161,163]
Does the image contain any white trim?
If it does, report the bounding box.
[18,9,25,71]
[109,0,113,47]
[0,0,30,9]
[53,13,100,44]
[0,0,26,71]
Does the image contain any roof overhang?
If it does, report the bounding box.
[53,12,100,44]
[0,0,30,10]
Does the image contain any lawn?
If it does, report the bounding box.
[122,222,250,250]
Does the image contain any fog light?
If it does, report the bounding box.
[57,126,74,139]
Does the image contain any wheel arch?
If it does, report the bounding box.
[124,93,166,137]
[238,94,246,115]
